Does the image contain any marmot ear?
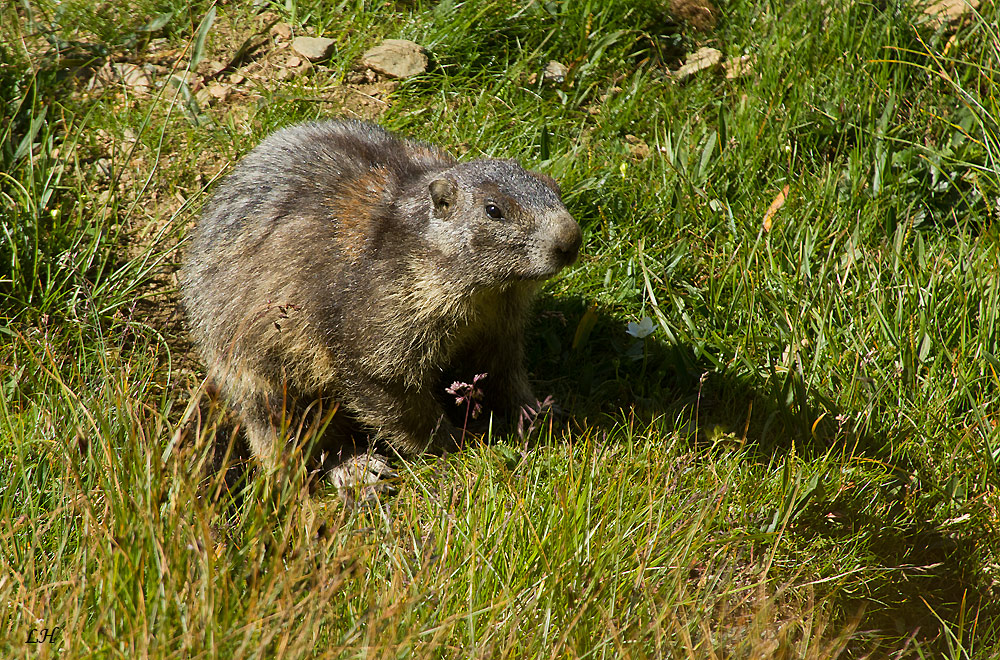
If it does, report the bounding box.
[531,171,562,197]
[429,178,456,216]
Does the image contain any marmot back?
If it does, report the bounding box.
[181,119,581,496]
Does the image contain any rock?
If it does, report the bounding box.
[95,158,113,180]
[148,37,169,53]
[292,36,336,62]
[200,59,226,76]
[287,55,302,68]
[543,60,568,83]
[207,83,230,101]
[724,54,754,79]
[922,0,980,26]
[171,71,199,86]
[673,46,723,81]
[228,73,246,85]
[195,87,212,106]
[114,63,151,92]
[361,39,427,79]
[271,22,292,40]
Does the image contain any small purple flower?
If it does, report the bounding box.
[518,394,556,436]
[446,373,487,420]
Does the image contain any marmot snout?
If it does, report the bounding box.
[547,210,584,268]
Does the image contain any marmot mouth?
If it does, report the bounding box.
[518,263,571,281]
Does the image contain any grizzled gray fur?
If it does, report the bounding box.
[181,119,581,492]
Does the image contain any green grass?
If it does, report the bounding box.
[2,0,999,656]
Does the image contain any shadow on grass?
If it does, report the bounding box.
[528,293,996,653]
[190,290,993,652]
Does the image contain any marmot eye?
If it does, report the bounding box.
[485,203,504,220]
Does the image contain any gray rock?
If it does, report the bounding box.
[921,0,980,27]
[271,22,292,40]
[673,47,722,81]
[292,36,336,62]
[724,54,754,80]
[114,63,151,92]
[362,39,427,79]
[543,60,568,84]
[207,82,231,101]
[195,87,212,107]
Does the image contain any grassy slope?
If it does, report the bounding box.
[2,0,999,657]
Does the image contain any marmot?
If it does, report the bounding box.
[181,119,581,493]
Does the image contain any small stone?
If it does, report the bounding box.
[724,54,754,79]
[95,158,112,179]
[201,59,225,76]
[115,63,151,92]
[673,46,723,81]
[228,73,246,85]
[276,67,296,81]
[287,55,302,68]
[271,22,292,40]
[195,87,212,106]
[922,0,980,26]
[208,83,230,101]
[292,36,336,62]
[362,39,428,79]
[170,71,199,87]
[543,60,568,83]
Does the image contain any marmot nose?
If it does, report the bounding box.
[552,216,583,265]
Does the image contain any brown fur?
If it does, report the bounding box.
[181,119,581,492]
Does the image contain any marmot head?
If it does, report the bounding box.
[425,159,582,285]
